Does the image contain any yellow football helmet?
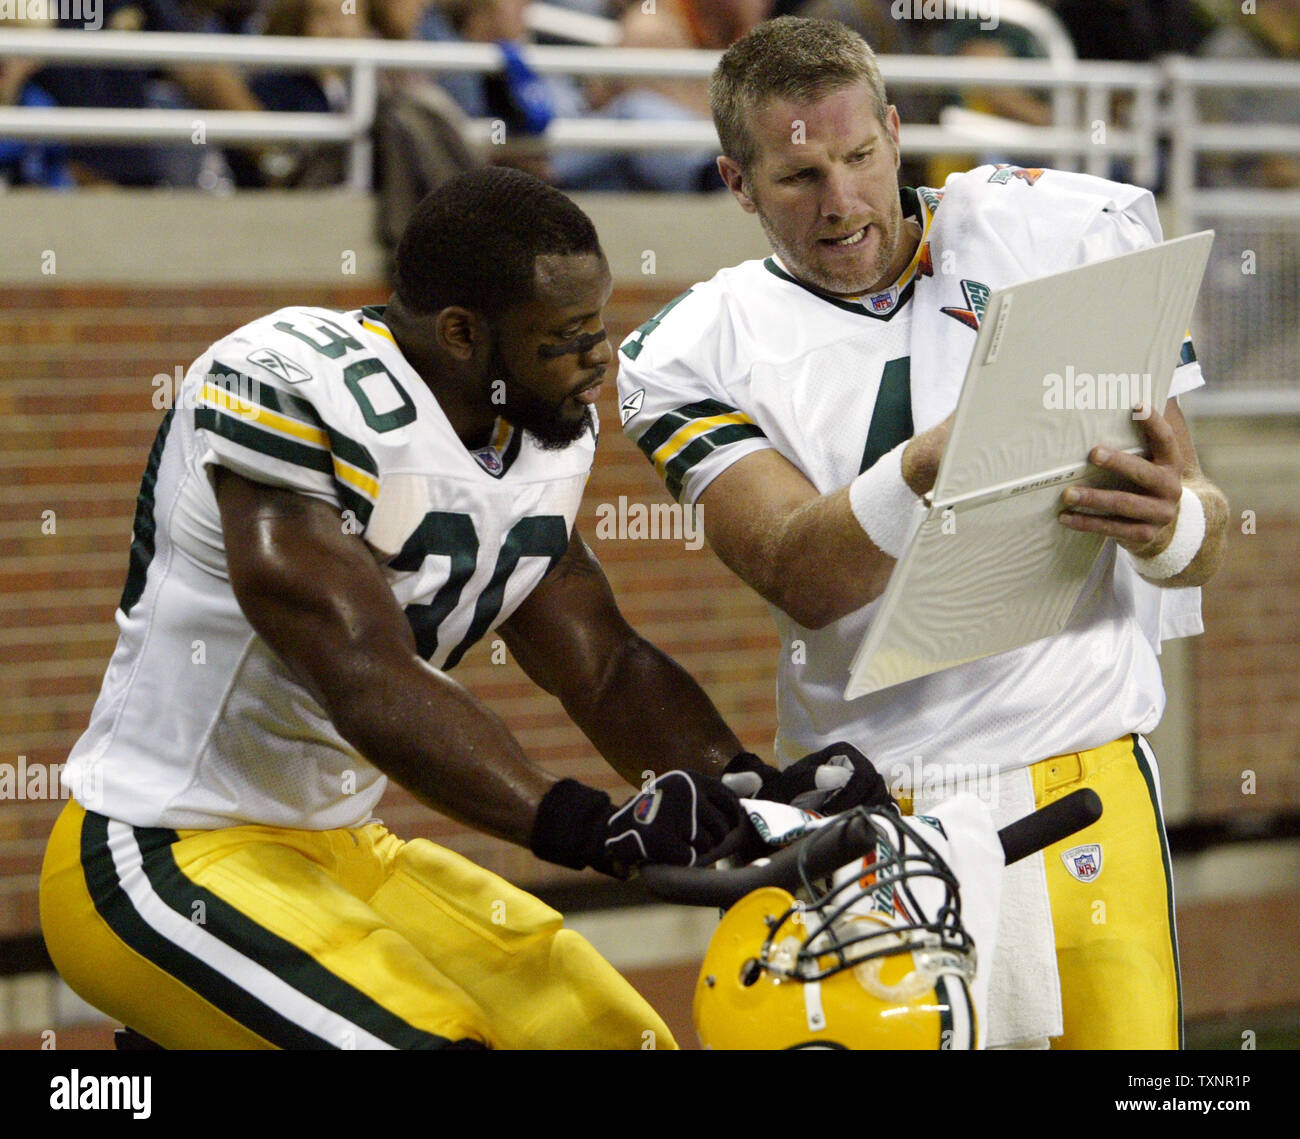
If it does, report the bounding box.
[693,809,978,1050]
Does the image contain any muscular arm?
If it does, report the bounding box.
[170,64,264,114]
[498,528,742,786]
[697,417,951,630]
[214,468,556,847]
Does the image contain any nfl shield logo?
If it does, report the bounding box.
[869,292,893,313]
[1062,843,1102,882]
[473,447,503,474]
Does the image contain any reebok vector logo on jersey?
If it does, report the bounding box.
[246,346,312,385]
[619,388,645,424]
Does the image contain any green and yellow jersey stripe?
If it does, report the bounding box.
[634,398,767,500]
[196,361,381,527]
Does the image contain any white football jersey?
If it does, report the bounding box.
[64,306,593,830]
[618,170,1204,784]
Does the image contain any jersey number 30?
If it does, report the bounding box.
[392,512,568,671]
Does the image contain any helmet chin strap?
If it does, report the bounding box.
[804,980,827,1033]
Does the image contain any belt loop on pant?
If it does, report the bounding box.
[1032,736,1136,799]
[1031,751,1085,798]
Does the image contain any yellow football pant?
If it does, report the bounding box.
[1033,734,1182,1050]
[895,733,1181,1050]
[40,800,676,1050]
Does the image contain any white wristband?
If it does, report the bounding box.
[1131,486,1206,581]
[848,441,922,559]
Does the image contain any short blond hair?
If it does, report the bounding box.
[710,17,890,174]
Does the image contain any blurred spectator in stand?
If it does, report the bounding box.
[1055,0,1214,63]
[614,0,770,116]
[550,0,773,192]
[367,0,481,272]
[373,0,567,180]
[925,18,1053,187]
[1,14,75,188]
[1056,0,1217,187]
[227,0,370,187]
[32,0,268,187]
[1195,0,1300,188]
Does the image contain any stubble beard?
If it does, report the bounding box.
[756,199,904,298]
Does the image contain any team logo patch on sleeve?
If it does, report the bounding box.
[1062,843,1103,882]
[987,164,1044,186]
[941,280,991,331]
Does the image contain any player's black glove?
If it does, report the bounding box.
[529,771,748,879]
[721,743,896,816]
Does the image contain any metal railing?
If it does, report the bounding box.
[1160,55,1300,416]
[2,29,1297,411]
[0,30,1160,190]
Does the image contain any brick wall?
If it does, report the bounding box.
[3,282,1299,957]
[1189,512,1300,816]
[0,281,779,940]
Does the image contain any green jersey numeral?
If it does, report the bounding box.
[859,357,913,474]
[273,317,365,359]
[395,513,568,669]
[620,289,694,361]
[343,358,417,433]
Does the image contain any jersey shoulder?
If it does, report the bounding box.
[198,305,439,452]
[204,306,393,414]
[934,165,1162,272]
[191,306,432,540]
[617,259,781,373]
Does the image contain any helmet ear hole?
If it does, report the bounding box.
[739,958,763,987]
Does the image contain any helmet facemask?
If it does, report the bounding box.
[694,807,980,1049]
[766,807,976,990]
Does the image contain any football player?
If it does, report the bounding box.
[39,167,876,1050]
[617,17,1230,1049]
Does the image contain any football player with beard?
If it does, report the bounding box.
[41,168,881,1049]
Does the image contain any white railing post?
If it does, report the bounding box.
[1084,83,1108,178]
[347,61,377,192]
[1132,81,1159,190]
[1162,56,1198,239]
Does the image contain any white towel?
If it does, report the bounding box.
[904,793,1005,1047]
[918,766,1063,1048]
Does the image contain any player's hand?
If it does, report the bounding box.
[1058,401,1184,557]
[603,771,747,875]
[529,771,747,879]
[722,743,895,816]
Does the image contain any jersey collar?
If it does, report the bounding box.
[469,418,523,479]
[355,305,524,478]
[763,186,935,321]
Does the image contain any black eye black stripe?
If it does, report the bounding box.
[537,330,608,359]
